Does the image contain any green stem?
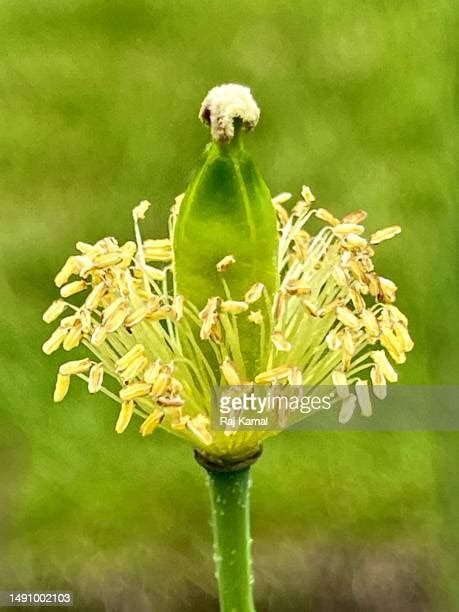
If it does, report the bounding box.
[207,466,255,612]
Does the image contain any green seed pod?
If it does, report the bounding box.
[173,84,279,378]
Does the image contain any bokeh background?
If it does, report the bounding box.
[0,1,457,610]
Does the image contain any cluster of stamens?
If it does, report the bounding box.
[43,187,412,459]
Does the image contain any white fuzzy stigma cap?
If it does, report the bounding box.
[199,84,260,143]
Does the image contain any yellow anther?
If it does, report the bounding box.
[360,309,379,337]
[115,400,135,434]
[216,255,236,272]
[84,281,106,311]
[43,300,67,324]
[332,371,349,399]
[248,310,263,325]
[355,380,372,417]
[245,282,265,304]
[315,208,339,226]
[338,394,356,424]
[54,373,70,402]
[370,366,387,399]
[332,223,365,236]
[62,325,82,351]
[60,280,87,298]
[272,192,292,205]
[284,280,311,296]
[88,363,104,393]
[370,225,401,245]
[254,366,292,384]
[336,306,360,329]
[220,357,242,386]
[342,210,367,224]
[116,345,145,371]
[59,358,91,376]
[140,411,164,436]
[120,383,152,401]
[272,331,291,352]
[186,416,213,446]
[371,350,398,383]
[221,300,249,315]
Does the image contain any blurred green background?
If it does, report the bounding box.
[0,1,457,610]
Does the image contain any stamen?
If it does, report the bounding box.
[116,345,145,371]
[59,358,91,376]
[54,256,83,287]
[355,380,372,416]
[245,282,265,304]
[140,410,164,436]
[125,306,149,328]
[91,325,107,346]
[379,277,397,303]
[85,281,106,311]
[370,366,387,399]
[338,394,356,424]
[143,361,162,384]
[370,226,401,245]
[284,280,310,296]
[273,291,286,319]
[394,323,414,352]
[332,371,349,399]
[315,208,339,226]
[104,307,129,332]
[88,363,104,393]
[54,373,70,402]
[221,300,248,314]
[220,357,242,385]
[216,255,236,272]
[143,239,172,262]
[186,415,213,445]
[172,295,184,321]
[132,200,151,221]
[271,331,291,352]
[92,253,123,268]
[380,329,406,364]
[301,185,315,205]
[371,350,398,382]
[248,310,263,325]
[332,265,349,287]
[115,400,135,433]
[332,223,365,236]
[326,330,342,351]
[119,383,152,401]
[289,367,303,385]
[43,300,67,323]
[157,396,184,408]
[144,265,166,281]
[120,356,149,381]
[151,372,170,397]
[272,192,292,205]
[345,234,367,249]
[342,210,367,223]
[62,325,83,351]
[102,298,127,323]
[60,280,87,298]
[336,306,360,329]
[361,309,379,337]
[255,366,292,384]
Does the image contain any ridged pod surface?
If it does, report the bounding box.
[173,85,279,377]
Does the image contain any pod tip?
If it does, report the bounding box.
[199,84,260,143]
